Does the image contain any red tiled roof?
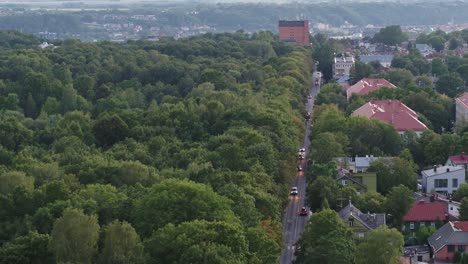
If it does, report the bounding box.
[453,221,468,231]
[403,201,454,222]
[351,100,428,132]
[448,155,468,165]
[346,78,396,99]
[456,92,468,109]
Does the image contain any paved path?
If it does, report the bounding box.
[279,72,321,264]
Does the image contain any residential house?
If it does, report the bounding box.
[455,92,468,128]
[403,199,457,233]
[446,154,468,167]
[338,202,386,239]
[335,155,385,173]
[346,78,397,99]
[336,171,377,194]
[351,100,428,136]
[333,55,355,79]
[416,44,435,57]
[428,221,468,262]
[422,166,465,195]
[359,55,394,68]
[38,42,54,49]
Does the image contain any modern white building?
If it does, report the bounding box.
[456,92,468,128]
[422,166,465,195]
[333,55,355,79]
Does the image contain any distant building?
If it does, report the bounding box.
[351,100,428,135]
[333,55,355,79]
[278,20,309,45]
[415,44,435,57]
[359,55,394,68]
[422,166,465,195]
[346,78,396,99]
[456,92,468,128]
[338,202,386,239]
[38,42,54,49]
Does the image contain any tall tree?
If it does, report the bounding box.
[355,226,404,264]
[459,197,468,221]
[144,220,248,264]
[99,221,144,264]
[296,209,355,264]
[134,179,238,237]
[383,185,414,229]
[306,176,340,211]
[436,72,464,97]
[373,25,408,46]
[48,208,100,264]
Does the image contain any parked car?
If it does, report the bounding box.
[298,154,304,160]
[290,187,298,195]
[299,207,308,216]
[297,165,302,171]
[299,148,305,153]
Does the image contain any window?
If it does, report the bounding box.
[453,178,458,188]
[431,222,436,227]
[434,179,448,188]
[358,233,364,239]
[410,222,415,230]
[420,222,425,227]
[459,245,465,252]
[342,180,348,186]
[448,245,455,252]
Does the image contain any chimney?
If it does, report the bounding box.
[433,165,437,172]
[447,167,450,173]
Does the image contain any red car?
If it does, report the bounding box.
[299,207,308,216]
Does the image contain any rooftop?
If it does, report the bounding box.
[448,154,468,165]
[429,221,468,253]
[421,165,464,177]
[359,55,394,63]
[339,203,386,230]
[351,100,428,132]
[403,200,456,222]
[346,78,396,99]
[456,92,468,109]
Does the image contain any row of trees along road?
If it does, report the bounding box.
[0,30,314,263]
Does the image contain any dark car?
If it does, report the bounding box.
[304,112,311,121]
[298,154,304,160]
[299,207,308,216]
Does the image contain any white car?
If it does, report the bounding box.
[290,187,298,195]
[299,148,306,153]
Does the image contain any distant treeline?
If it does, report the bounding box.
[0,2,467,38]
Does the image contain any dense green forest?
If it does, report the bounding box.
[0,30,313,263]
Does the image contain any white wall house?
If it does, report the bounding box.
[333,56,355,79]
[422,166,465,195]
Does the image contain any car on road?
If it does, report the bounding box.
[290,187,298,195]
[304,112,311,121]
[299,207,308,216]
[307,95,312,99]
[298,154,304,160]
[299,148,305,153]
[297,165,302,171]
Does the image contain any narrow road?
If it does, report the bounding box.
[280,71,321,264]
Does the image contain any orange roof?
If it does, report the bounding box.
[346,78,396,99]
[453,221,468,231]
[456,92,468,109]
[352,100,428,132]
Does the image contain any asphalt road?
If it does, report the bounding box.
[279,72,321,264]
